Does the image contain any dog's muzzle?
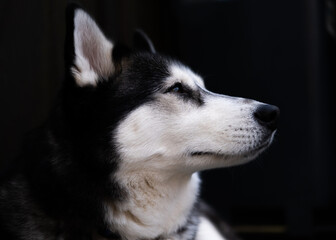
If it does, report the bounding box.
[253,104,280,131]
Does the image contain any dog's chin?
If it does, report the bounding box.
[190,133,274,169]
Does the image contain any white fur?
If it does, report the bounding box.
[105,173,200,239]
[72,9,114,87]
[168,64,205,89]
[107,64,274,239]
[115,64,271,172]
[196,217,226,240]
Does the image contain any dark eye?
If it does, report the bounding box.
[166,82,184,94]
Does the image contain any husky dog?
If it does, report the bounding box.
[0,4,279,240]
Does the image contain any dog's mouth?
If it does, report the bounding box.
[190,137,272,158]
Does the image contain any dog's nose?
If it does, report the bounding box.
[253,104,280,131]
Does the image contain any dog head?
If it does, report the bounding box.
[64,6,279,176]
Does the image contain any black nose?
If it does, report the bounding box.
[253,104,280,131]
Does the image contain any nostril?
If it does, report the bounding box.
[253,104,280,131]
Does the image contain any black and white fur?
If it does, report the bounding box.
[0,4,279,240]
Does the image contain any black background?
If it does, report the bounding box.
[1,0,335,239]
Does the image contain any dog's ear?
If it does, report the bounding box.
[65,4,114,87]
[111,30,155,74]
[133,29,156,53]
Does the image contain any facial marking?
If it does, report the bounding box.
[161,64,205,105]
[167,64,204,90]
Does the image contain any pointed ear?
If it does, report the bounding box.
[133,29,156,53]
[65,4,114,87]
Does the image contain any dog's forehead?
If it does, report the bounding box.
[113,53,170,99]
[125,53,204,88]
[116,53,204,98]
[126,53,170,83]
[167,64,204,89]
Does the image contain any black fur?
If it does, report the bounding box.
[0,8,185,239]
[0,56,178,240]
[0,5,234,240]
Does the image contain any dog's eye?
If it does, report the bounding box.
[166,83,184,94]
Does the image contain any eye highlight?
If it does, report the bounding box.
[165,82,184,94]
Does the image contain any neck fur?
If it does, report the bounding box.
[104,168,200,240]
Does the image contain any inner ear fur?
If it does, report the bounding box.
[66,5,114,87]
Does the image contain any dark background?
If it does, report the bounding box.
[1,0,335,239]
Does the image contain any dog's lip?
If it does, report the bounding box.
[254,140,271,151]
[190,138,272,157]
